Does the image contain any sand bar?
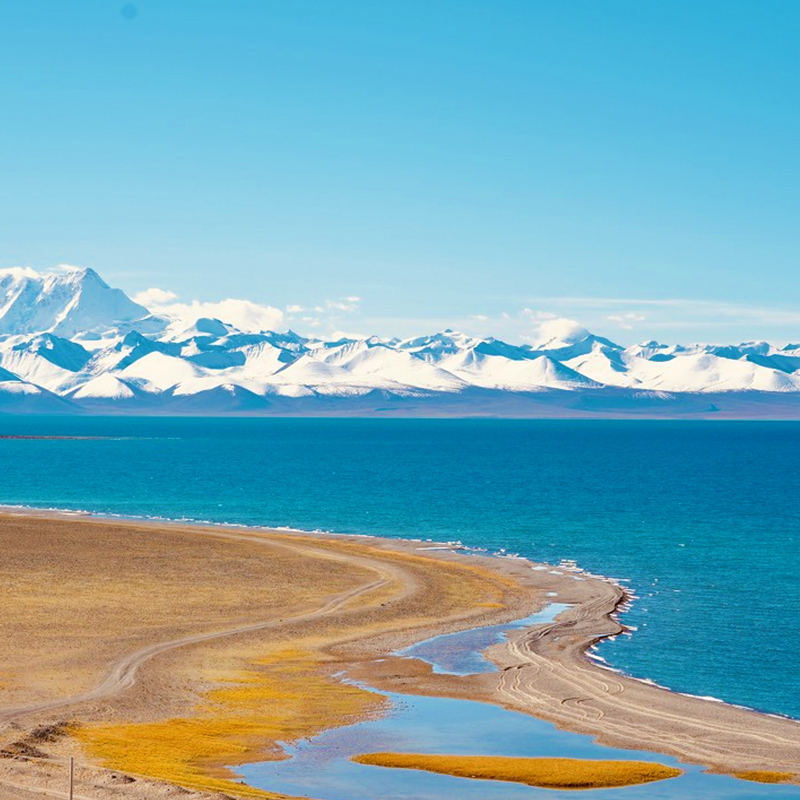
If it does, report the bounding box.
[0,510,798,799]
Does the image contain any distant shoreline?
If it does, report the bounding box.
[0,434,113,440]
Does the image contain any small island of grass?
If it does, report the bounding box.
[352,753,683,790]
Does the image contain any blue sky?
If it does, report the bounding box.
[1,1,799,344]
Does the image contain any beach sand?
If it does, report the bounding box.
[0,511,797,799]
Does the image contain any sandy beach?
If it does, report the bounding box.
[0,511,798,799]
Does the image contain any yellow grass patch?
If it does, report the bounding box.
[352,753,683,789]
[2,516,540,797]
[75,648,386,798]
[734,771,794,784]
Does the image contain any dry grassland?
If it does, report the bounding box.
[0,514,529,797]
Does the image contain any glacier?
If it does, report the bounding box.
[1,266,800,417]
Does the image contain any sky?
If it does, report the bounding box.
[1,0,799,344]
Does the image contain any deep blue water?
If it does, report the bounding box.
[0,417,798,721]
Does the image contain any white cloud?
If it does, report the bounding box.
[143,294,284,333]
[282,295,363,335]
[528,317,589,347]
[526,295,800,324]
[330,329,369,340]
[522,296,800,335]
[326,297,361,312]
[607,312,647,330]
[134,287,178,306]
[517,308,589,345]
[0,265,40,280]
[520,308,559,322]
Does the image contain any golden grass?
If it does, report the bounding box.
[3,516,536,797]
[734,771,794,784]
[351,753,683,789]
[75,647,386,798]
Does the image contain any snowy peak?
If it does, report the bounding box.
[0,264,799,415]
[398,330,480,361]
[0,265,149,338]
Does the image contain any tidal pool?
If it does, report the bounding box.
[238,608,800,799]
[398,602,572,675]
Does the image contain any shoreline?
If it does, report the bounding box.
[490,583,800,776]
[0,509,556,800]
[5,502,800,719]
[3,500,796,725]
[0,507,798,797]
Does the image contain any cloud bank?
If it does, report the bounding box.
[134,289,285,332]
[133,287,364,335]
[130,281,800,346]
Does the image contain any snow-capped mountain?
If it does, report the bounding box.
[0,266,151,338]
[2,266,800,417]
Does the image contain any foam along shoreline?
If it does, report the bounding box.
[0,509,798,798]
[1,503,783,725]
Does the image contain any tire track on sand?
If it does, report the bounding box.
[492,577,800,776]
[0,532,400,726]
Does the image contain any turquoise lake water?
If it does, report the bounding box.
[0,416,798,724]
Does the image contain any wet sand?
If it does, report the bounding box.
[0,511,798,799]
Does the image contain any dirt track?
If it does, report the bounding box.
[1,511,799,798]
[0,512,532,799]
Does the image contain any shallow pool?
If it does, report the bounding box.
[397,602,572,675]
[238,687,800,799]
[237,610,800,799]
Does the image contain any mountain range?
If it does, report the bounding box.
[2,266,800,417]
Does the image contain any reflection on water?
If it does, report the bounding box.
[239,689,799,800]
[238,611,800,799]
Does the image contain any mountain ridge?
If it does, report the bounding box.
[1,266,800,417]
